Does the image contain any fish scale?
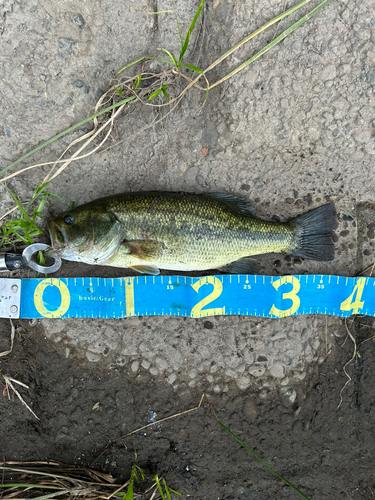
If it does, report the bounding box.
[106,194,293,270]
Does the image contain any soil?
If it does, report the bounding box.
[1,316,375,500]
[1,0,375,499]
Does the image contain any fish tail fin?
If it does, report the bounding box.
[290,203,336,261]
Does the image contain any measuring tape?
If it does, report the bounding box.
[0,274,370,319]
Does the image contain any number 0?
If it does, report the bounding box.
[34,279,71,318]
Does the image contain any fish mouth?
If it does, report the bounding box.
[47,220,66,253]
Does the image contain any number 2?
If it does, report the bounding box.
[190,277,225,318]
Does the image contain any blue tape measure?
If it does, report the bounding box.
[10,274,371,319]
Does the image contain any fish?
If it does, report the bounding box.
[46,192,336,275]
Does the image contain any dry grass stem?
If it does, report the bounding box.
[1,0,326,190]
[122,393,206,438]
[2,374,39,420]
[105,478,131,499]
[0,206,19,222]
[0,319,15,357]
[0,460,173,500]
[337,319,357,410]
[359,262,375,276]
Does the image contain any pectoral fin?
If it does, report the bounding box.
[123,239,163,260]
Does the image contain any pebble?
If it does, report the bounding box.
[155,357,168,371]
[73,14,85,28]
[280,387,297,404]
[86,352,100,362]
[236,375,251,390]
[141,359,150,370]
[353,128,372,143]
[270,364,285,379]
[131,361,139,373]
[249,365,266,377]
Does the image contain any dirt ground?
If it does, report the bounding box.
[1,0,375,499]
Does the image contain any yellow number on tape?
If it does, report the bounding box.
[34,279,71,318]
[269,276,301,318]
[340,277,366,315]
[191,276,225,318]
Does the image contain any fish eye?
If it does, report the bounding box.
[63,214,74,225]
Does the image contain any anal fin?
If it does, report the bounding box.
[130,264,160,275]
[218,257,260,274]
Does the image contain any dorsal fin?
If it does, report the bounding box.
[204,193,255,216]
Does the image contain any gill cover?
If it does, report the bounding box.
[48,207,122,265]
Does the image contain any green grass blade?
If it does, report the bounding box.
[183,63,203,74]
[37,250,46,267]
[6,187,31,222]
[134,73,142,90]
[167,487,181,496]
[114,86,124,96]
[162,478,172,500]
[41,191,61,199]
[150,10,183,47]
[178,0,206,67]
[203,0,314,78]
[0,96,137,177]
[115,56,146,76]
[26,180,51,208]
[124,479,134,500]
[218,421,311,500]
[35,196,47,216]
[209,0,332,89]
[21,227,34,245]
[161,85,170,100]
[152,57,176,65]
[134,465,145,480]
[157,48,178,66]
[148,88,163,100]
[154,476,165,500]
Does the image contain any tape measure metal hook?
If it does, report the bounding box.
[0,243,61,274]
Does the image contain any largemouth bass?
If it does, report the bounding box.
[47,192,336,275]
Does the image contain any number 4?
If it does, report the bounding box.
[340,278,366,315]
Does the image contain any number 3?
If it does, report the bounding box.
[269,276,300,318]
